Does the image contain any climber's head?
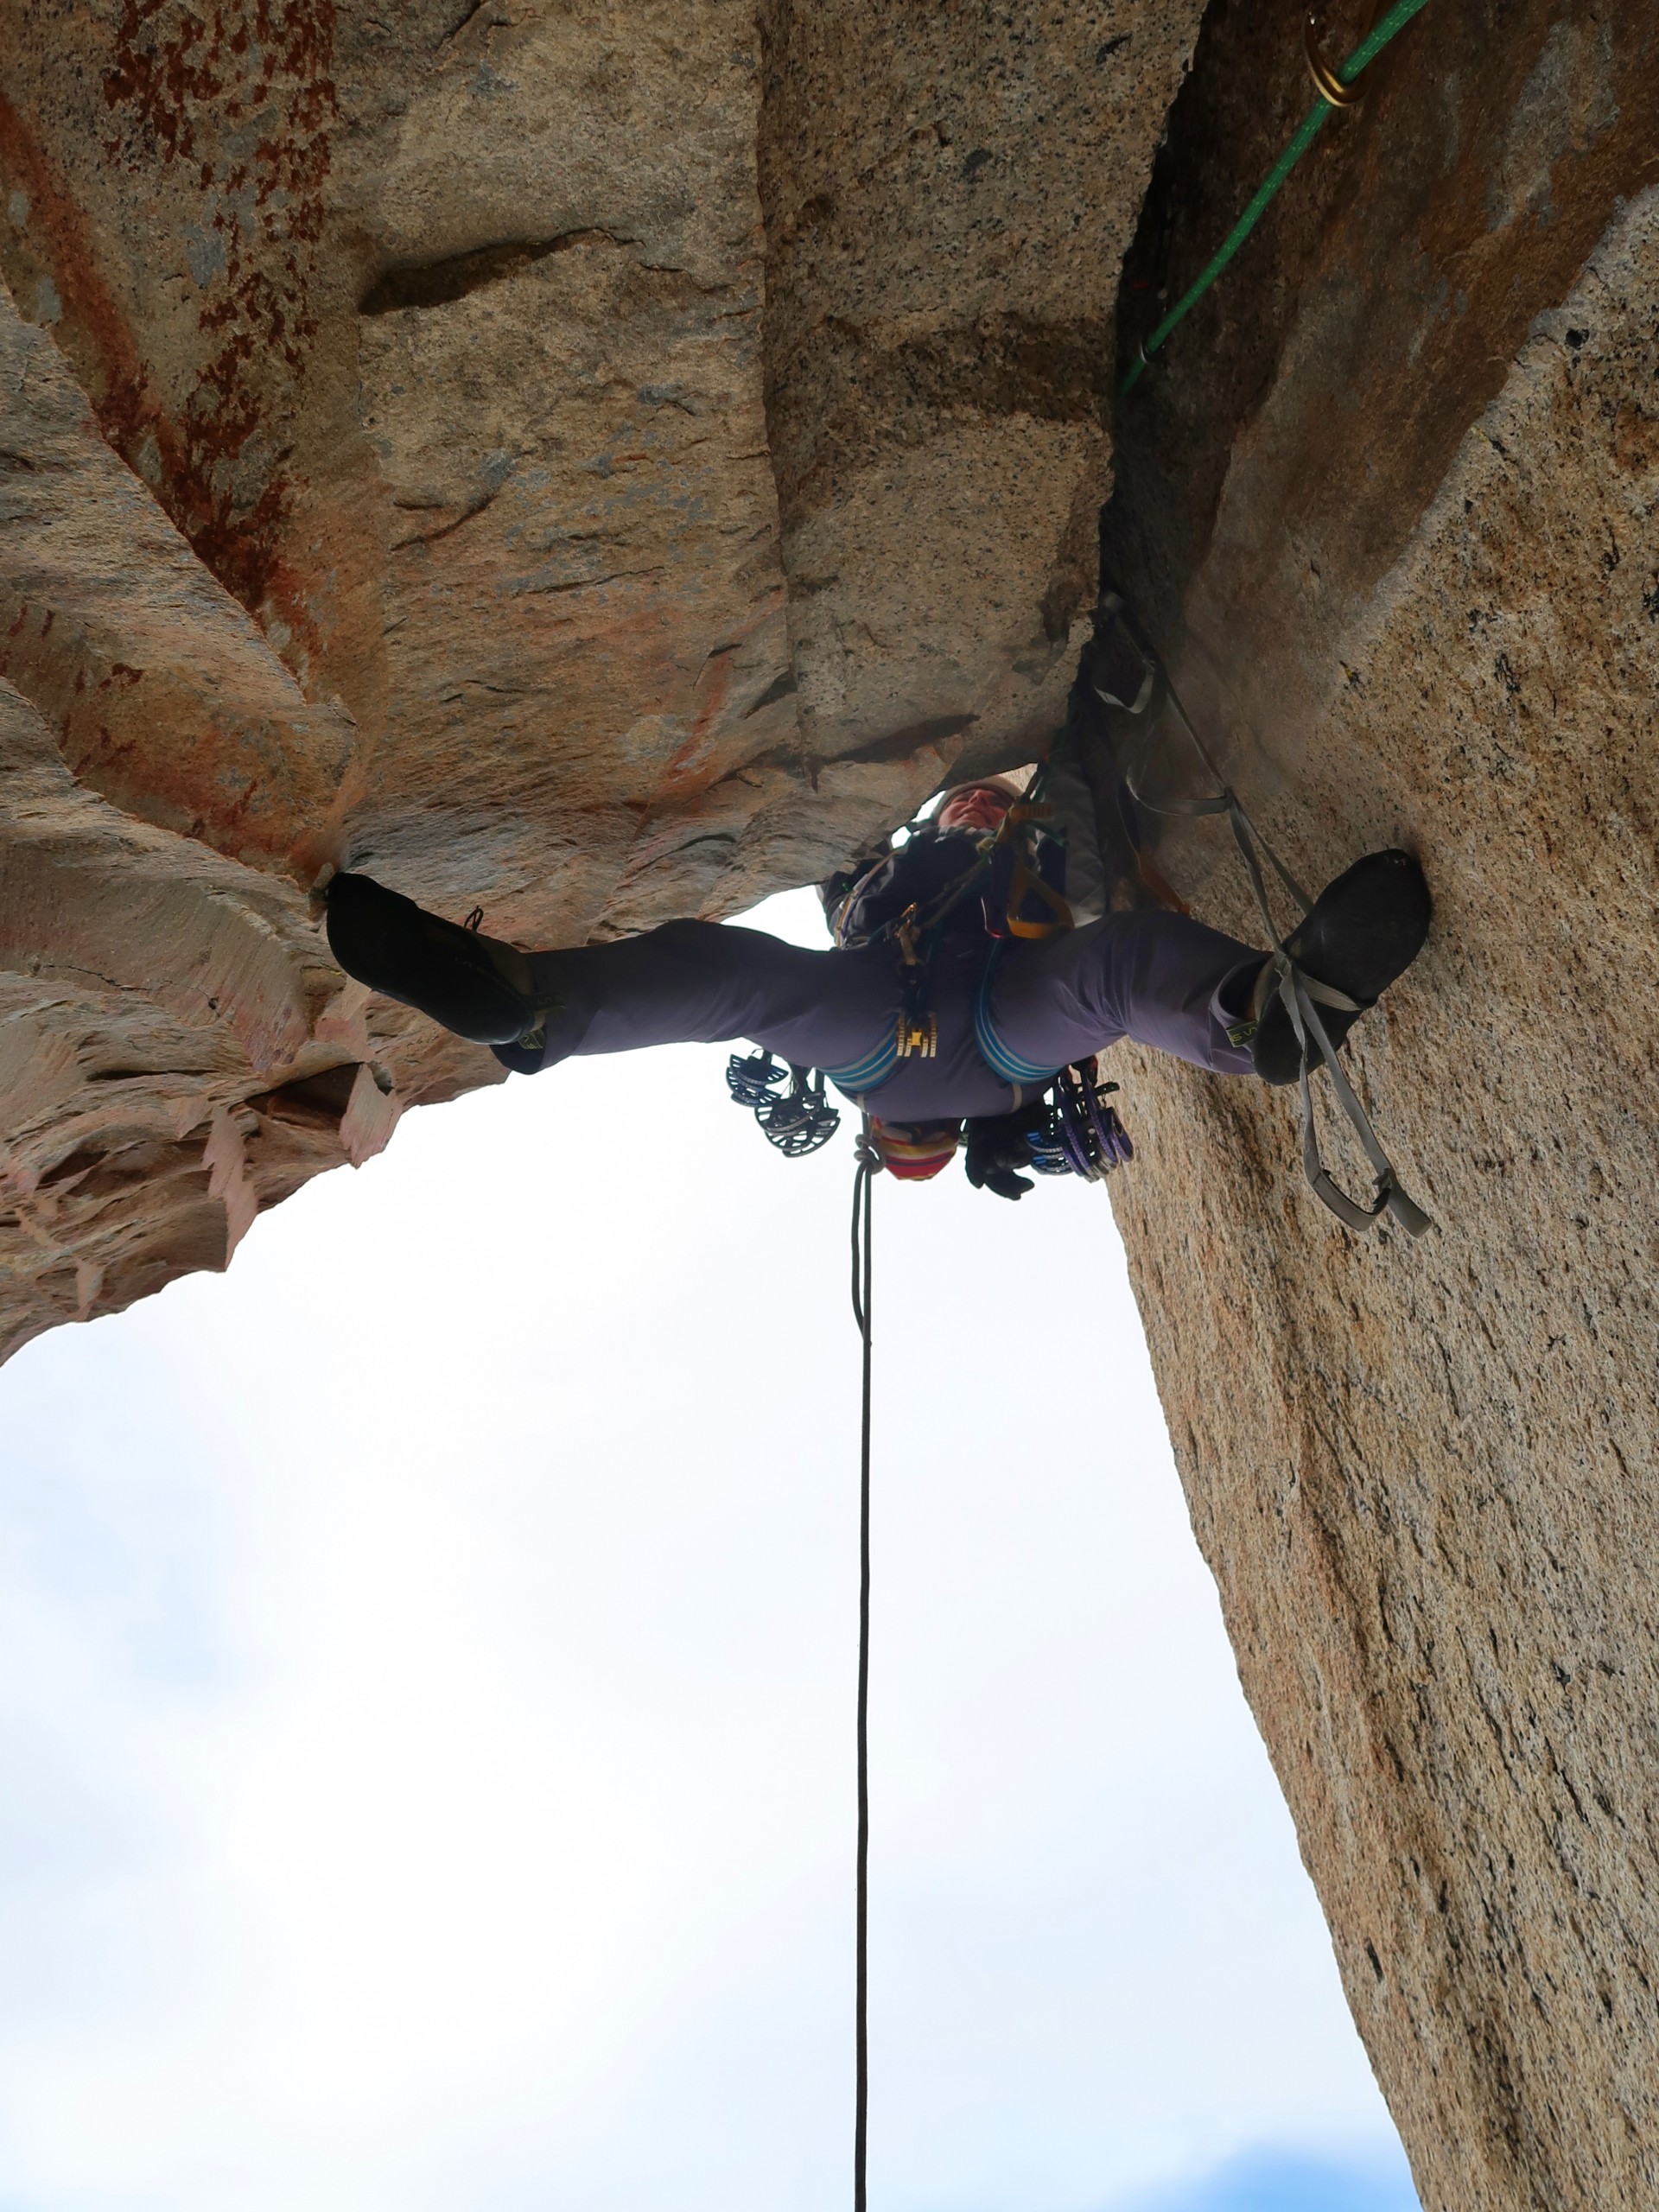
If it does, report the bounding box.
[868,1118,963,1182]
[936,777,1021,835]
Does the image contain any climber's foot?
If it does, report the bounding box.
[1249,849,1431,1087]
[325,871,551,1047]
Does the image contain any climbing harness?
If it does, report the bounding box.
[727,795,1109,1175]
[726,1050,842,1157]
[832,804,1069,1070]
[1094,592,1433,1238]
[849,1120,874,2212]
[1119,0,1433,397]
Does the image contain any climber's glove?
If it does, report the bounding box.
[964,1104,1048,1202]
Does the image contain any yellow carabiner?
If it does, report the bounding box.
[1304,3,1379,110]
[998,803,1073,940]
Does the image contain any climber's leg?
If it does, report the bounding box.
[324,874,899,1076]
[983,910,1266,1079]
[516,921,899,1076]
[981,849,1433,1089]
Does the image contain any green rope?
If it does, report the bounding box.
[1118,0,1433,397]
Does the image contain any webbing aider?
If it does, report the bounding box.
[1096,593,1433,1238]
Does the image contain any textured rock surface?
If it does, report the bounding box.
[756,0,1203,779]
[0,0,1203,1355]
[0,276,353,867]
[1098,5,1659,2203]
[0,665,378,1339]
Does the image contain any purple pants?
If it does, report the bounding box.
[524,913,1262,1118]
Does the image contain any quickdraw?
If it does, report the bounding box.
[1305,1,1382,110]
[1119,0,1433,397]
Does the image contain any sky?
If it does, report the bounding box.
[0,889,1420,2212]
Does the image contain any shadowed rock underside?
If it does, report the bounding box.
[0,0,1202,1354]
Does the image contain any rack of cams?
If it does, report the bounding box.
[1029,1061,1135,1181]
[726,1052,842,1158]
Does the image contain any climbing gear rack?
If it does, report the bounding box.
[725,1051,842,1157]
[1028,1060,1135,1182]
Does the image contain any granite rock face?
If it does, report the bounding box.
[0,273,410,1349]
[1099,4,1659,2202]
[0,0,1202,1355]
[756,0,1202,780]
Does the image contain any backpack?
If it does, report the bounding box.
[822,813,1071,953]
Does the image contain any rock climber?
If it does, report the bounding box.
[321,603,1431,1201]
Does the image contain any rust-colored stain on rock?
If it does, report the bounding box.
[0,0,1205,1352]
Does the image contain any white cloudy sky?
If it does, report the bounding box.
[0,890,1419,2212]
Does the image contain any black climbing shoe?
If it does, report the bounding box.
[1249,849,1431,1087]
[324,872,550,1048]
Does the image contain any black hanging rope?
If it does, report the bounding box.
[849,1122,874,2212]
